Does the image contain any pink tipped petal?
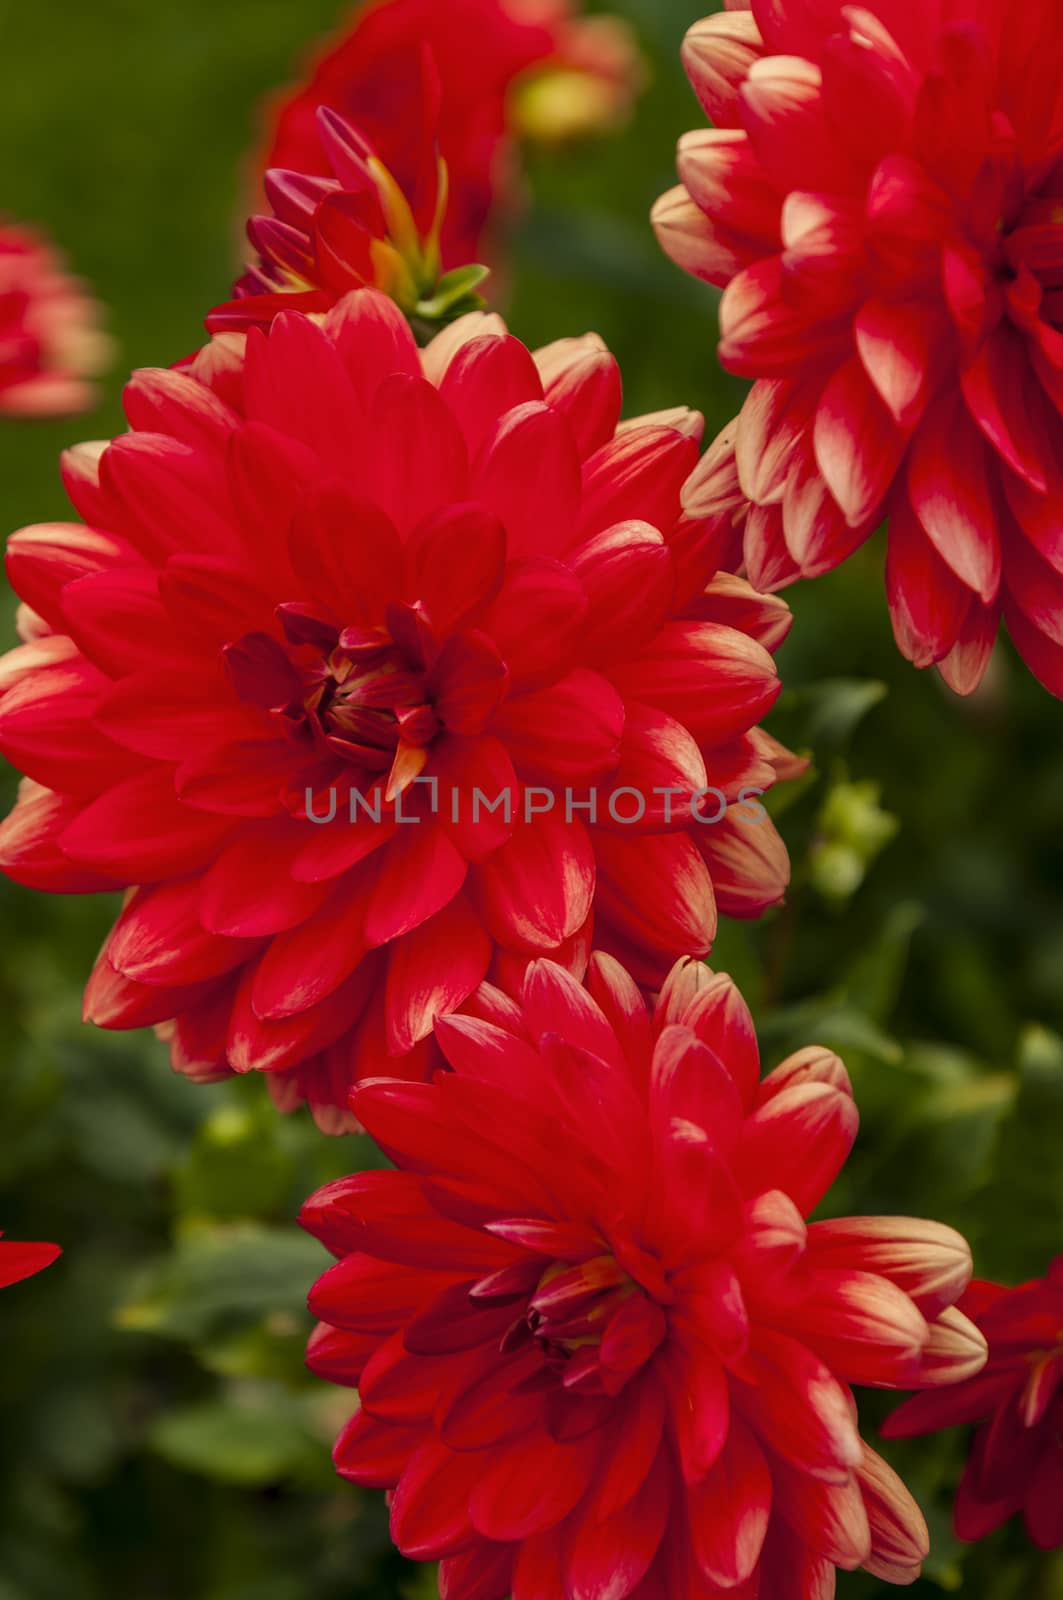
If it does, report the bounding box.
[813,358,906,530]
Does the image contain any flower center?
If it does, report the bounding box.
[504,1251,669,1398]
[225,601,440,794]
[307,634,437,768]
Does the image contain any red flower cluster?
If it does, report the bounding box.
[655,0,1063,696]
[303,952,986,1598]
[0,220,110,419]
[0,1233,60,1291]
[886,1258,1063,1551]
[210,100,479,338]
[261,0,641,273]
[0,288,798,1132]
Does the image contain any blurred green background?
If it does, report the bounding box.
[0,0,1061,1595]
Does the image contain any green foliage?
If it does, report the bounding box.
[0,1,1061,1597]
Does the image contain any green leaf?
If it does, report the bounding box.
[759,997,903,1067]
[772,677,888,755]
[842,901,925,1024]
[415,262,490,319]
[147,1393,324,1487]
[115,1224,323,1344]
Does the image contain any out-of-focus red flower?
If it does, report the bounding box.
[0,288,798,1132]
[654,0,1063,697]
[885,1257,1063,1551]
[0,1233,61,1290]
[210,100,490,337]
[302,952,986,1597]
[0,221,110,419]
[260,0,642,271]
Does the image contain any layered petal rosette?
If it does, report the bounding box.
[655,0,1063,696]
[0,289,797,1130]
[0,1233,61,1290]
[302,953,986,1597]
[886,1257,1063,1551]
[0,220,110,418]
[261,0,641,273]
[212,99,491,336]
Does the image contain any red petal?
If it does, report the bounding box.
[476,812,595,952]
[332,1408,419,1488]
[695,807,790,918]
[385,894,492,1052]
[101,432,240,563]
[854,298,938,431]
[689,1420,771,1586]
[59,767,234,878]
[665,1330,730,1483]
[578,426,698,542]
[961,328,1053,491]
[907,395,1000,602]
[474,402,582,560]
[536,339,622,459]
[886,494,971,667]
[439,333,544,456]
[594,830,717,967]
[477,559,588,690]
[0,782,117,892]
[391,1438,485,1556]
[520,959,622,1064]
[200,822,330,936]
[5,521,132,628]
[106,879,258,986]
[738,1328,862,1483]
[323,288,420,405]
[682,10,764,128]
[666,966,761,1110]
[562,1456,670,1600]
[429,629,509,736]
[493,668,624,783]
[609,621,779,746]
[239,994,379,1103]
[651,1023,743,1155]
[735,1082,859,1215]
[813,357,906,529]
[407,503,507,633]
[788,1268,930,1387]
[366,825,468,945]
[0,1240,61,1289]
[0,655,141,794]
[468,1431,596,1541]
[367,372,470,533]
[289,481,402,622]
[243,312,362,470]
[570,521,675,665]
[806,1216,971,1319]
[653,186,767,289]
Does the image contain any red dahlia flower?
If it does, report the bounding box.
[654,0,1063,696]
[0,220,110,418]
[210,102,490,337]
[0,289,798,1131]
[260,0,641,271]
[0,1233,60,1290]
[885,1257,1063,1551]
[302,953,987,1597]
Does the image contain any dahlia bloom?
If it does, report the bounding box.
[0,1233,60,1290]
[210,103,489,337]
[0,288,797,1132]
[260,0,641,271]
[885,1257,1063,1551]
[0,220,110,418]
[654,0,1063,696]
[302,952,987,1597]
